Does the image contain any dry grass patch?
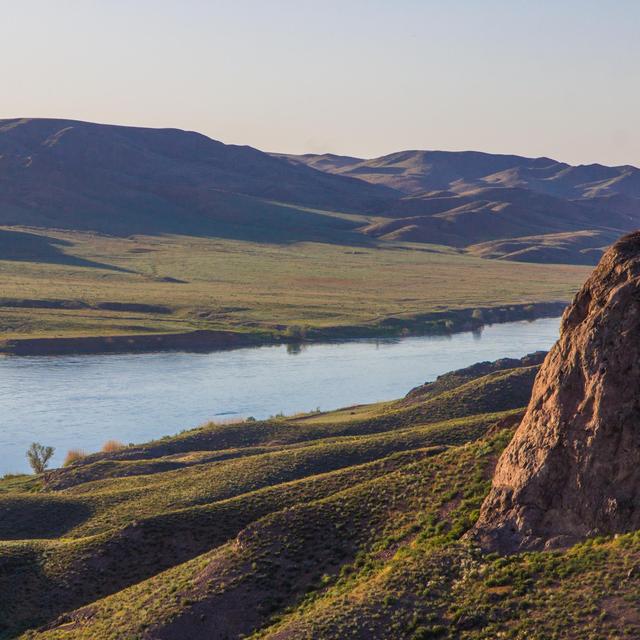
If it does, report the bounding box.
[101,441,125,453]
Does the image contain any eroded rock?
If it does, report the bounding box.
[473,231,640,552]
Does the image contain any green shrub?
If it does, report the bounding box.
[26,442,55,474]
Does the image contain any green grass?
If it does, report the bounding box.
[1,449,433,637]
[0,474,41,494]
[254,508,640,640]
[4,354,636,640]
[17,433,509,640]
[0,226,588,342]
[0,358,532,639]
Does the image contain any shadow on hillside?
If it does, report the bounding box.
[91,205,379,247]
[0,546,60,639]
[0,496,91,539]
[0,230,134,272]
[0,189,384,247]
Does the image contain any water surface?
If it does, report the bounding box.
[0,317,560,474]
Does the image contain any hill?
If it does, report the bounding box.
[3,347,640,639]
[359,188,623,247]
[0,118,394,240]
[2,118,639,261]
[0,353,538,639]
[279,150,640,262]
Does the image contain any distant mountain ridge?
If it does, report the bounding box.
[277,149,640,261]
[1,118,640,263]
[276,149,640,198]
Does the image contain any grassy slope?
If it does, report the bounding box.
[0,226,588,341]
[3,355,638,639]
[0,359,530,638]
[466,230,614,266]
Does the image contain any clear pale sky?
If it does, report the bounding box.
[3,0,639,166]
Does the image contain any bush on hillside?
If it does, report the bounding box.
[102,440,126,453]
[64,449,88,466]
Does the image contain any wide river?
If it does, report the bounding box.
[0,317,561,474]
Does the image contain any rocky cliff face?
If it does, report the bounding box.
[473,231,640,552]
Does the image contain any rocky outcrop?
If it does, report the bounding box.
[403,351,547,404]
[473,231,640,552]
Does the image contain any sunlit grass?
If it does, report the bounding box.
[0,227,589,340]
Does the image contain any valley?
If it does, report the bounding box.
[4,118,637,352]
[0,227,584,352]
[1,119,638,640]
[4,4,639,638]
[0,118,640,354]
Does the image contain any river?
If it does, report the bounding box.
[0,317,560,474]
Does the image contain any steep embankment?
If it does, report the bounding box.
[0,300,565,355]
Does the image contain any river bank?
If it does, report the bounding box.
[0,300,567,356]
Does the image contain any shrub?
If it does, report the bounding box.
[102,440,125,453]
[26,442,55,474]
[284,325,308,339]
[64,449,88,466]
[412,625,446,639]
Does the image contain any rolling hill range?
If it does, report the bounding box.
[1,118,639,263]
[278,150,640,262]
[2,351,639,639]
[0,354,567,639]
[277,149,640,198]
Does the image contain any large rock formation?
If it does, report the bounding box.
[473,231,640,552]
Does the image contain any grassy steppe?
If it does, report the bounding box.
[0,226,589,343]
[2,354,638,639]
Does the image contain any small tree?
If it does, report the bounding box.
[26,442,55,474]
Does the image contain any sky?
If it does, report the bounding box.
[2,0,639,166]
